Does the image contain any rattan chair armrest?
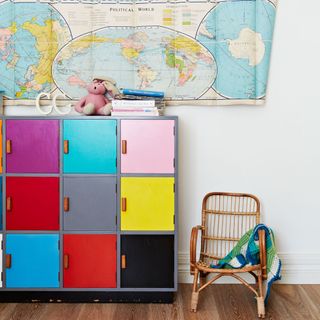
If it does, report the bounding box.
[258,229,267,280]
[190,225,203,275]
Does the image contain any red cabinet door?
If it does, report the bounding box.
[6,177,59,230]
[63,234,117,288]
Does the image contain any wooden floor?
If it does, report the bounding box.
[0,284,319,320]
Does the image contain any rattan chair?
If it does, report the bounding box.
[190,192,267,318]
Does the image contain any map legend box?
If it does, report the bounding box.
[163,9,174,26]
[182,10,192,26]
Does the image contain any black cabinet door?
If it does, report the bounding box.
[121,235,174,288]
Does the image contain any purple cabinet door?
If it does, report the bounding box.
[6,120,60,173]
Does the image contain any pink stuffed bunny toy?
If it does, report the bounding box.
[75,77,119,115]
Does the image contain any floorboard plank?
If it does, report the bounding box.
[298,285,320,320]
[38,303,83,320]
[0,285,319,320]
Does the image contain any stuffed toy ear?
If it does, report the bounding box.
[104,79,120,96]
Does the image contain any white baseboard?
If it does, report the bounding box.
[178,252,320,284]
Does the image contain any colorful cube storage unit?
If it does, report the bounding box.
[0,116,178,302]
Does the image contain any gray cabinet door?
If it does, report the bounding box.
[63,177,117,231]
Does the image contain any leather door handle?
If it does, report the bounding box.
[121,255,126,269]
[63,254,69,269]
[64,140,69,154]
[6,140,12,154]
[64,197,70,212]
[121,198,127,212]
[6,197,12,211]
[122,140,127,154]
[5,254,12,268]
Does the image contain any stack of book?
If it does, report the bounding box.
[111,89,165,116]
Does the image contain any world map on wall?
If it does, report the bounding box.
[0,0,277,105]
[0,1,71,99]
[53,27,217,100]
[196,0,276,99]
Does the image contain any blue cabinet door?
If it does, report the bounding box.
[6,234,60,288]
[63,120,117,174]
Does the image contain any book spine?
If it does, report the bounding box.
[121,89,164,98]
[112,100,155,108]
[112,108,157,112]
[111,110,159,116]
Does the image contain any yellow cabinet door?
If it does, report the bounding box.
[121,177,175,231]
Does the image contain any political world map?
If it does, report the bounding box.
[0,0,277,106]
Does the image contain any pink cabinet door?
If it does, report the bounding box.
[6,120,59,173]
[121,120,175,174]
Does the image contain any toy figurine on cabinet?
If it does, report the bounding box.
[75,77,120,116]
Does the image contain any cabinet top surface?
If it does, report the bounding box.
[1,116,178,120]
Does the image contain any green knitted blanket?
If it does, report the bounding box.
[210,224,281,302]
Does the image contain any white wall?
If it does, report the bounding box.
[5,0,320,283]
[165,0,320,283]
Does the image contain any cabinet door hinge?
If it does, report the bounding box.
[1,272,3,282]
[115,126,117,136]
[173,158,175,168]
[173,126,175,136]
[58,272,60,282]
[115,215,117,226]
[173,183,175,193]
[1,240,3,250]
[173,215,175,225]
[115,157,117,168]
[115,183,117,194]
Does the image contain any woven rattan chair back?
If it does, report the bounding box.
[190,192,266,317]
[200,192,260,266]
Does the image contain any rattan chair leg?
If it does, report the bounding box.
[191,268,200,312]
[257,271,265,318]
[257,297,265,318]
[191,292,199,312]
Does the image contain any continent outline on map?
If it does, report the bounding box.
[195,0,277,101]
[0,1,73,99]
[52,25,217,101]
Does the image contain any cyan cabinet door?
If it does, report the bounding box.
[63,120,117,174]
[6,234,60,288]
[63,176,117,231]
